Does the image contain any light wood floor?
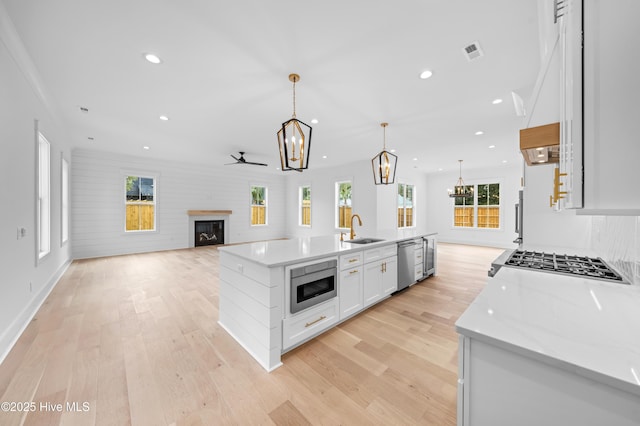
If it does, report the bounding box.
[0,242,503,426]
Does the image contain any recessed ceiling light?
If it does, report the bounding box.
[438,168,443,171]
[143,146,150,150]
[475,131,484,136]
[489,145,495,149]
[276,167,280,170]
[159,115,169,121]
[322,155,327,159]
[311,118,318,124]
[144,53,162,64]
[502,160,508,163]
[492,98,503,104]
[413,157,418,161]
[419,70,433,79]
[390,149,396,153]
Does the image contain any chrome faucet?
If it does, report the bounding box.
[350,214,362,240]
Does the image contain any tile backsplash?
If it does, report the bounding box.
[591,216,640,285]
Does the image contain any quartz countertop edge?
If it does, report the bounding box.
[217,232,437,267]
[455,267,640,397]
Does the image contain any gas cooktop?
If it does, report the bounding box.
[490,249,628,284]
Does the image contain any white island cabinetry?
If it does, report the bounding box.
[339,252,364,320]
[218,233,435,371]
[363,244,398,308]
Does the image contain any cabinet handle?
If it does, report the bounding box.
[305,315,326,328]
[348,258,359,263]
[349,269,359,275]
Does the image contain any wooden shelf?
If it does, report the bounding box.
[187,210,232,216]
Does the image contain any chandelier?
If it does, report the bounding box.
[449,160,473,198]
[371,122,398,185]
[277,73,312,172]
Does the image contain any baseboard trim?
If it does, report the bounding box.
[0,259,72,365]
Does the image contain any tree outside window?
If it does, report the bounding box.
[126,176,155,231]
[251,185,267,225]
[336,181,352,229]
[398,183,415,228]
[300,186,311,226]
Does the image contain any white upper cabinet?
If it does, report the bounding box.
[560,0,640,214]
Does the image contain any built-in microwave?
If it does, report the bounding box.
[289,258,338,314]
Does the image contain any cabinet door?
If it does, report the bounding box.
[382,256,398,296]
[340,266,363,320]
[363,260,383,308]
[581,0,640,211]
[559,0,583,208]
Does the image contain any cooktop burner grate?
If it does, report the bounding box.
[504,250,626,282]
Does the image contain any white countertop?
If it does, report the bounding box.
[218,231,437,267]
[456,267,640,396]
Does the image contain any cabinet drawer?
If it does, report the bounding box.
[414,249,423,264]
[340,251,363,270]
[282,299,339,351]
[364,244,397,263]
[415,264,424,281]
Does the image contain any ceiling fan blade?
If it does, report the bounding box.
[230,154,241,162]
[245,161,268,167]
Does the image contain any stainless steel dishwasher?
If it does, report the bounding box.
[396,240,416,291]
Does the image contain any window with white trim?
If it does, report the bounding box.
[125,176,156,231]
[251,185,267,225]
[453,183,500,229]
[38,132,51,259]
[299,185,311,226]
[336,181,352,229]
[397,183,415,228]
[61,156,69,244]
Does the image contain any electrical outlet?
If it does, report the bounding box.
[21,227,27,238]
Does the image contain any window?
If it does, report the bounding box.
[37,132,51,259]
[125,176,156,231]
[61,156,69,244]
[336,181,352,229]
[397,183,415,228]
[251,185,267,225]
[453,183,500,229]
[299,185,311,226]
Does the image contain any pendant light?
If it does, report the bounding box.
[371,122,398,185]
[277,73,312,172]
[448,160,473,198]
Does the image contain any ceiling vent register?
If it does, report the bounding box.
[463,41,484,62]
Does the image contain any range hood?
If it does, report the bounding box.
[519,122,559,166]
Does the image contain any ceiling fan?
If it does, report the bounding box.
[225,151,268,167]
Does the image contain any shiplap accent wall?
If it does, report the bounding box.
[72,149,286,259]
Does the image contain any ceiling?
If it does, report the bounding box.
[4,0,541,175]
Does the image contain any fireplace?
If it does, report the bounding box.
[194,220,224,247]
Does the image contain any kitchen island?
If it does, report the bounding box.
[455,267,640,426]
[217,232,436,371]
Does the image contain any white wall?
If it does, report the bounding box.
[0,18,73,361]
[72,149,287,259]
[522,164,592,249]
[283,160,430,239]
[425,165,522,249]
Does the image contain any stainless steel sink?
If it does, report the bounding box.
[348,238,385,244]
